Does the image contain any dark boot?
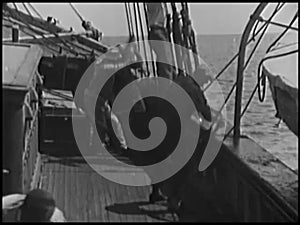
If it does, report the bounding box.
[149,184,166,203]
[167,195,181,212]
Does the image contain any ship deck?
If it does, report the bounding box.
[39,147,227,222]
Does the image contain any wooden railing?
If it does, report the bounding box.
[183,136,298,222]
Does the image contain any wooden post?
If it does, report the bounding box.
[12,25,19,42]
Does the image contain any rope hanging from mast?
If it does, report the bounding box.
[171,3,185,76]
[22,3,33,17]
[27,3,43,20]
[164,3,177,73]
[143,3,157,77]
[124,3,133,37]
[180,3,193,75]
[126,2,134,39]
[133,3,140,50]
[69,3,84,22]
[4,4,90,57]
[136,3,150,76]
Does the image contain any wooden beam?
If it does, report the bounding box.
[3,3,69,34]
[75,35,108,53]
[3,31,109,54]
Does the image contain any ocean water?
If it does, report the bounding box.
[102,33,298,171]
[196,33,298,171]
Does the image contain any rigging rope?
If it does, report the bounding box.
[203,2,286,92]
[242,18,271,71]
[171,3,185,76]
[266,11,298,53]
[69,3,102,41]
[124,3,133,37]
[257,11,298,102]
[27,3,43,20]
[7,5,78,53]
[143,3,157,77]
[12,3,19,11]
[224,48,298,139]
[202,3,290,139]
[243,3,287,71]
[180,3,193,76]
[3,16,61,55]
[133,3,140,50]
[224,11,298,137]
[22,3,33,17]
[183,3,200,68]
[257,49,298,102]
[164,3,177,75]
[15,4,95,57]
[136,3,150,76]
[127,3,134,38]
[251,3,283,42]
[69,3,84,22]
[257,16,298,31]
[5,8,84,57]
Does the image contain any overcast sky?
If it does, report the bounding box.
[14,3,298,36]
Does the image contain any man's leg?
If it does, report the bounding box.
[149,183,166,203]
[109,110,128,150]
[95,99,111,146]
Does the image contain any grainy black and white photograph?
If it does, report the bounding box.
[2,2,298,222]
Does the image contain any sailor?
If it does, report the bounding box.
[144,2,176,204]
[109,36,148,149]
[160,75,212,211]
[83,36,143,153]
[82,20,103,41]
[146,3,174,80]
[2,189,66,222]
[83,49,120,150]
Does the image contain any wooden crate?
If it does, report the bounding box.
[40,89,91,155]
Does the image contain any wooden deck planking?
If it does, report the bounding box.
[40,154,179,222]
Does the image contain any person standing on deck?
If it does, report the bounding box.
[161,75,213,211]
[146,3,174,80]
[145,2,175,205]
[2,189,66,222]
[83,48,127,152]
[83,36,144,153]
